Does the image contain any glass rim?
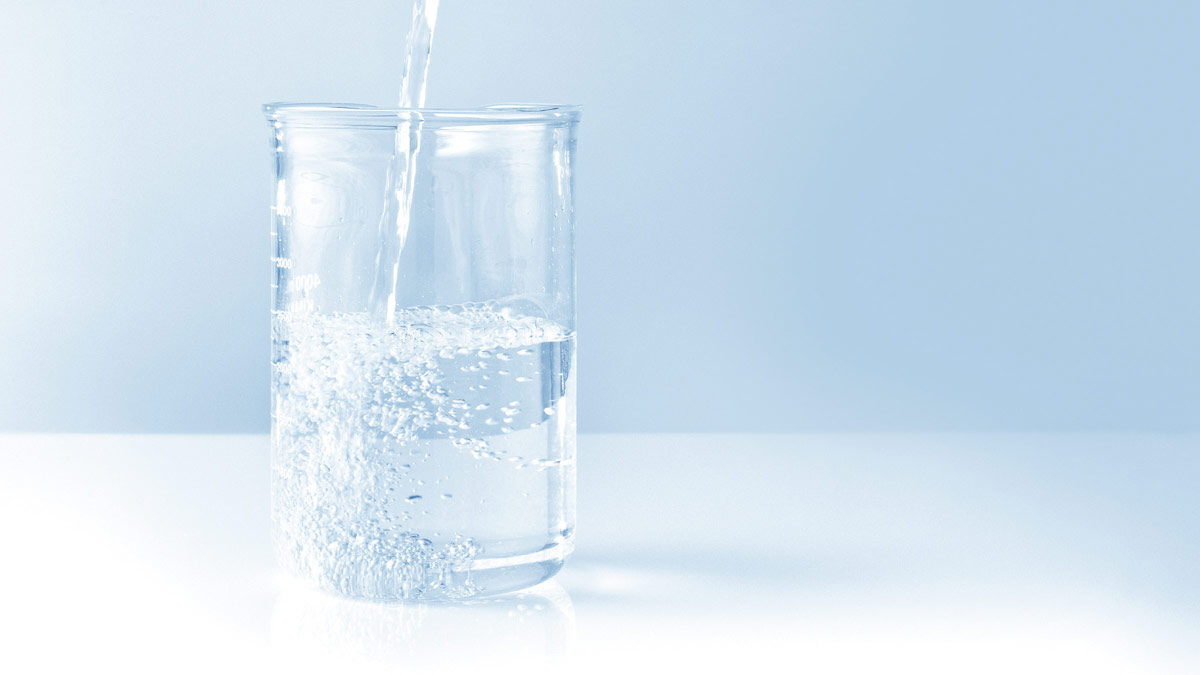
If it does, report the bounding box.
[263,102,581,127]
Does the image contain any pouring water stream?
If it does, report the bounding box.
[378,0,441,323]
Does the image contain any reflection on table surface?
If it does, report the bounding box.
[271,580,574,670]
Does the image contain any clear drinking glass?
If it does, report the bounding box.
[264,103,579,601]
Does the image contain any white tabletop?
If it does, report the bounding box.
[1,433,1196,673]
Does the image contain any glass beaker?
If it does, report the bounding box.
[264,103,579,601]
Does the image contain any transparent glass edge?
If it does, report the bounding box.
[262,102,582,127]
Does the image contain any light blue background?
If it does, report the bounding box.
[0,0,1196,433]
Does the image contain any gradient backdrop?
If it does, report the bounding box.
[0,0,1196,433]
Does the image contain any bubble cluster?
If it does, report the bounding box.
[271,303,575,600]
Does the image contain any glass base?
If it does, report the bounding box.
[291,539,573,603]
